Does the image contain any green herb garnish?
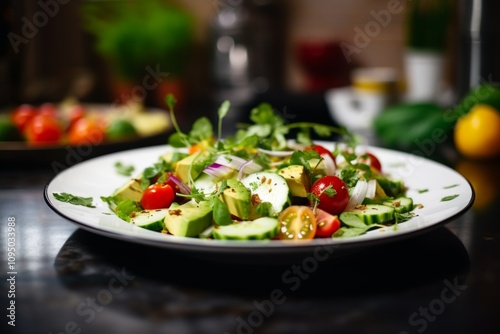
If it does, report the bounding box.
[441,194,459,202]
[114,161,135,176]
[53,192,95,208]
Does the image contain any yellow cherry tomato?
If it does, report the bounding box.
[454,104,500,159]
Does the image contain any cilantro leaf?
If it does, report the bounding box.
[189,117,213,143]
[53,192,95,208]
[289,150,321,175]
[114,161,135,176]
[322,185,337,198]
[339,167,360,188]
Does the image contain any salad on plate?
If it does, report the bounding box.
[64,95,418,241]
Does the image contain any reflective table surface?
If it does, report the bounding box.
[1,118,500,334]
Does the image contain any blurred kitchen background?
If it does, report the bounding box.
[1,0,499,130]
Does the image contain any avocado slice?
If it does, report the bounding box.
[278,165,310,198]
[163,201,212,237]
[113,177,143,202]
[161,151,188,168]
[174,152,210,184]
[219,179,251,220]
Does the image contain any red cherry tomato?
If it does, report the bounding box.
[306,144,337,174]
[278,206,317,241]
[360,152,382,172]
[68,105,86,128]
[68,118,106,146]
[313,208,341,237]
[306,144,336,164]
[24,114,63,146]
[309,175,349,215]
[141,183,175,210]
[11,104,37,132]
[38,103,58,118]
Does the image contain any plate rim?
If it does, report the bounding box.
[43,143,476,254]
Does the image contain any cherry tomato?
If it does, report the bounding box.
[278,206,317,241]
[68,118,106,146]
[306,144,336,164]
[38,103,58,118]
[68,105,86,128]
[306,144,337,174]
[309,175,349,215]
[24,113,63,146]
[313,208,341,237]
[141,183,175,210]
[11,104,37,132]
[360,152,382,172]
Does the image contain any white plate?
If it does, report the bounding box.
[44,143,474,256]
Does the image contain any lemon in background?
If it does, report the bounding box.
[454,104,500,159]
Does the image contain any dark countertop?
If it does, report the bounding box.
[1,95,500,334]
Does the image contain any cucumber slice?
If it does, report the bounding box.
[383,197,413,213]
[193,173,219,195]
[349,204,395,225]
[130,209,168,231]
[241,172,291,217]
[213,217,279,240]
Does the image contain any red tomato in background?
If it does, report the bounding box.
[278,206,317,241]
[309,175,349,215]
[11,104,37,132]
[24,113,63,146]
[313,208,341,237]
[141,183,175,210]
[68,105,86,128]
[68,118,106,146]
[38,103,58,118]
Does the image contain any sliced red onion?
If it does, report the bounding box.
[237,159,263,179]
[321,153,336,175]
[257,148,294,157]
[214,154,262,179]
[168,174,191,195]
[203,163,234,179]
[365,179,377,199]
[345,179,368,212]
[215,154,247,170]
